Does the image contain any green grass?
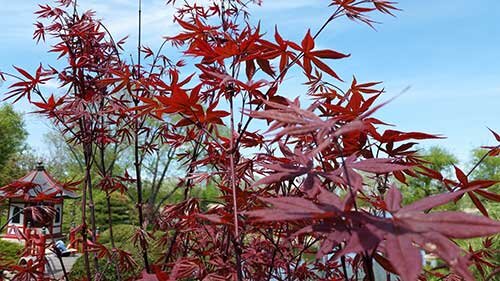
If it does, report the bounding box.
[0,239,23,265]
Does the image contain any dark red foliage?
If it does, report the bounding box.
[1,1,499,281]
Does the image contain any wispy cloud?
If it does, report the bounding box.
[79,0,177,43]
[256,0,323,10]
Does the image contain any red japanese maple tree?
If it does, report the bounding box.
[1,0,500,281]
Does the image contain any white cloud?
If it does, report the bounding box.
[78,0,177,42]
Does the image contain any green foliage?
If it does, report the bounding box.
[401,146,458,205]
[399,147,500,279]
[69,224,163,281]
[0,105,35,226]
[44,129,132,234]
[470,148,500,182]
[94,192,136,230]
[0,104,29,186]
[160,180,222,211]
[67,181,218,279]
[98,224,136,245]
[0,240,23,265]
[0,104,27,167]
[60,190,136,234]
[467,149,500,220]
[455,236,500,280]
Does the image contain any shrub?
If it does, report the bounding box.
[0,240,23,265]
[69,224,163,281]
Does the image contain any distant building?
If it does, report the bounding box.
[0,162,78,241]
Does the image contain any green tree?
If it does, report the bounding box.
[0,104,31,228]
[468,148,500,219]
[0,104,28,184]
[94,191,136,230]
[470,148,500,182]
[44,129,130,233]
[453,149,500,279]
[401,146,458,204]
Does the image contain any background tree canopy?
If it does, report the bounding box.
[0,104,28,179]
[0,104,26,163]
[401,146,458,205]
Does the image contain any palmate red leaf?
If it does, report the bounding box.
[397,211,500,239]
[415,165,444,181]
[244,197,337,222]
[86,240,110,259]
[487,127,500,142]
[311,57,343,81]
[168,257,200,281]
[141,45,154,58]
[334,226,383,260]
[32,94,64,114]
[468,192,488,217]
[373,0,401,16]
[384,185,402,212]
[385,233,422,281]
[413,232,475,281]
[377,129,443,142]
[315,231,349,258]
[25,205,56,224]
[300,174,323,197]
[475,189,500,202]
[380,185,499,281]
[196,213,232,225]
[350,76,382,94]
[10,262,43,281]
[13,66,35,81]
[138,271,161,281]
[245,59,256,80]
[253,144,313,183]
[32,191,60,202]
[131,227,153,249]
[483,145,500,156]
[349,158,410,174]
[274,123,324,139]
[114,248,138,271]
[35,4,64,18]
[291,29,348,80]
[453,165,468,185]
[399,187,473,213]
[50,42,69,59]
[373,252,398,275]
[138,265,169,281]
[33,21,45,43]
[310,49,349,59]
[256,58,275,77]
[346,173,366,201]
[465,179,499,190]
[301,29,314,51]
[202,102,230,125]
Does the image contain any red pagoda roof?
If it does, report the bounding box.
[0,162,78,200]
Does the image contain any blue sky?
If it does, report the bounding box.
[0,0,499,163]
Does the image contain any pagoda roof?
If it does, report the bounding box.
[0,163,79,200]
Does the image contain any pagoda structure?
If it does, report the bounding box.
[0,162,78,241]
